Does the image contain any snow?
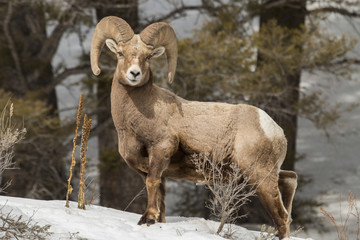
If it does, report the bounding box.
[0,196,311,240]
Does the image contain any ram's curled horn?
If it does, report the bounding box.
[90,16,134,76]
[140,22,178,83]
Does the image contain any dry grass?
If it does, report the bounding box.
[65,93,92,210]
[65,93,83,208]
[0,102,26,192]
[78,114,92,210]
[256,225,278,240]
[320,191,360,240]
[191,152,256,236]
[0,101,51,239]
[255,224,303,240]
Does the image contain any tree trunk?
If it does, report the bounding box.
[95,0,147,213]
[0,2,58,110]
[259,0,306,170]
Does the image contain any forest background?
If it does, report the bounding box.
[0,0,359,238]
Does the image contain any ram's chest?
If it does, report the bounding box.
[118,117,170,147]
[117,129,150,172]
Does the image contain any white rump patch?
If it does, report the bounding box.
[257,109,283,139]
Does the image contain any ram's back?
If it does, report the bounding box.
[171,100,268,154]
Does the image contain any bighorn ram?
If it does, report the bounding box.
[90,16,298,239]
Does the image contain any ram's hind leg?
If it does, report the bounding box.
[278,170,297,220]
[257,173,290,239]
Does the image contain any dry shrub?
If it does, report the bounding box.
[320,191,360,240]
[191,152,256,236]
[0,102,51,239]
[78,114,92,210]
[0,207,52,240]
[0,102,26,192]
[0,91,69,199]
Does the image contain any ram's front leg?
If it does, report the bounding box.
[138,146,171,226]
[157,177,166,222]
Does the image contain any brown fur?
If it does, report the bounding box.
[91,17,297,239]
[110,73,296,238]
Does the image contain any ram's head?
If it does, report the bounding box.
[90,17,178,86]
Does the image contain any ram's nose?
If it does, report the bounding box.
[130,70,140,78]
[126,65,143,85]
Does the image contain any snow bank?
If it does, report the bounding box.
[0,196,312,240]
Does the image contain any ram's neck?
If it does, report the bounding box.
[110,71,155,131]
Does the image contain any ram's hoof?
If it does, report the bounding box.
[138,216,155,226]
[137,216,146,225]
[146,218,155,226]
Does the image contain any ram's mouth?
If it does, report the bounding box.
[126,77,140,85]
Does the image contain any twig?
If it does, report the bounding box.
[320,191,360,240]
[123,186,146,212]
[86,179,99,206]
[191,152,256,235]
[0,206,52,239]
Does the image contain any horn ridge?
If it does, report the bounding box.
[107,16,134,43]
[90,16,134,76]
[140,22,178,83]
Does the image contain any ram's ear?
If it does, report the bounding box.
[105,39,118,53]
[152,46,165,58]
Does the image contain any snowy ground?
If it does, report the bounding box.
[0,196,311,240]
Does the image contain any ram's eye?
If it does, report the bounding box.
[117,52,124,57]
[146,54,152,61]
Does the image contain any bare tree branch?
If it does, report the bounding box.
[46,64,91,94]
[64,117,113,151]
[3,0,29,92]
[262,0,305,10]
[309,7,360,18]
[333,58,360,65]
[143,5,208,25]
[39,13,79,62]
